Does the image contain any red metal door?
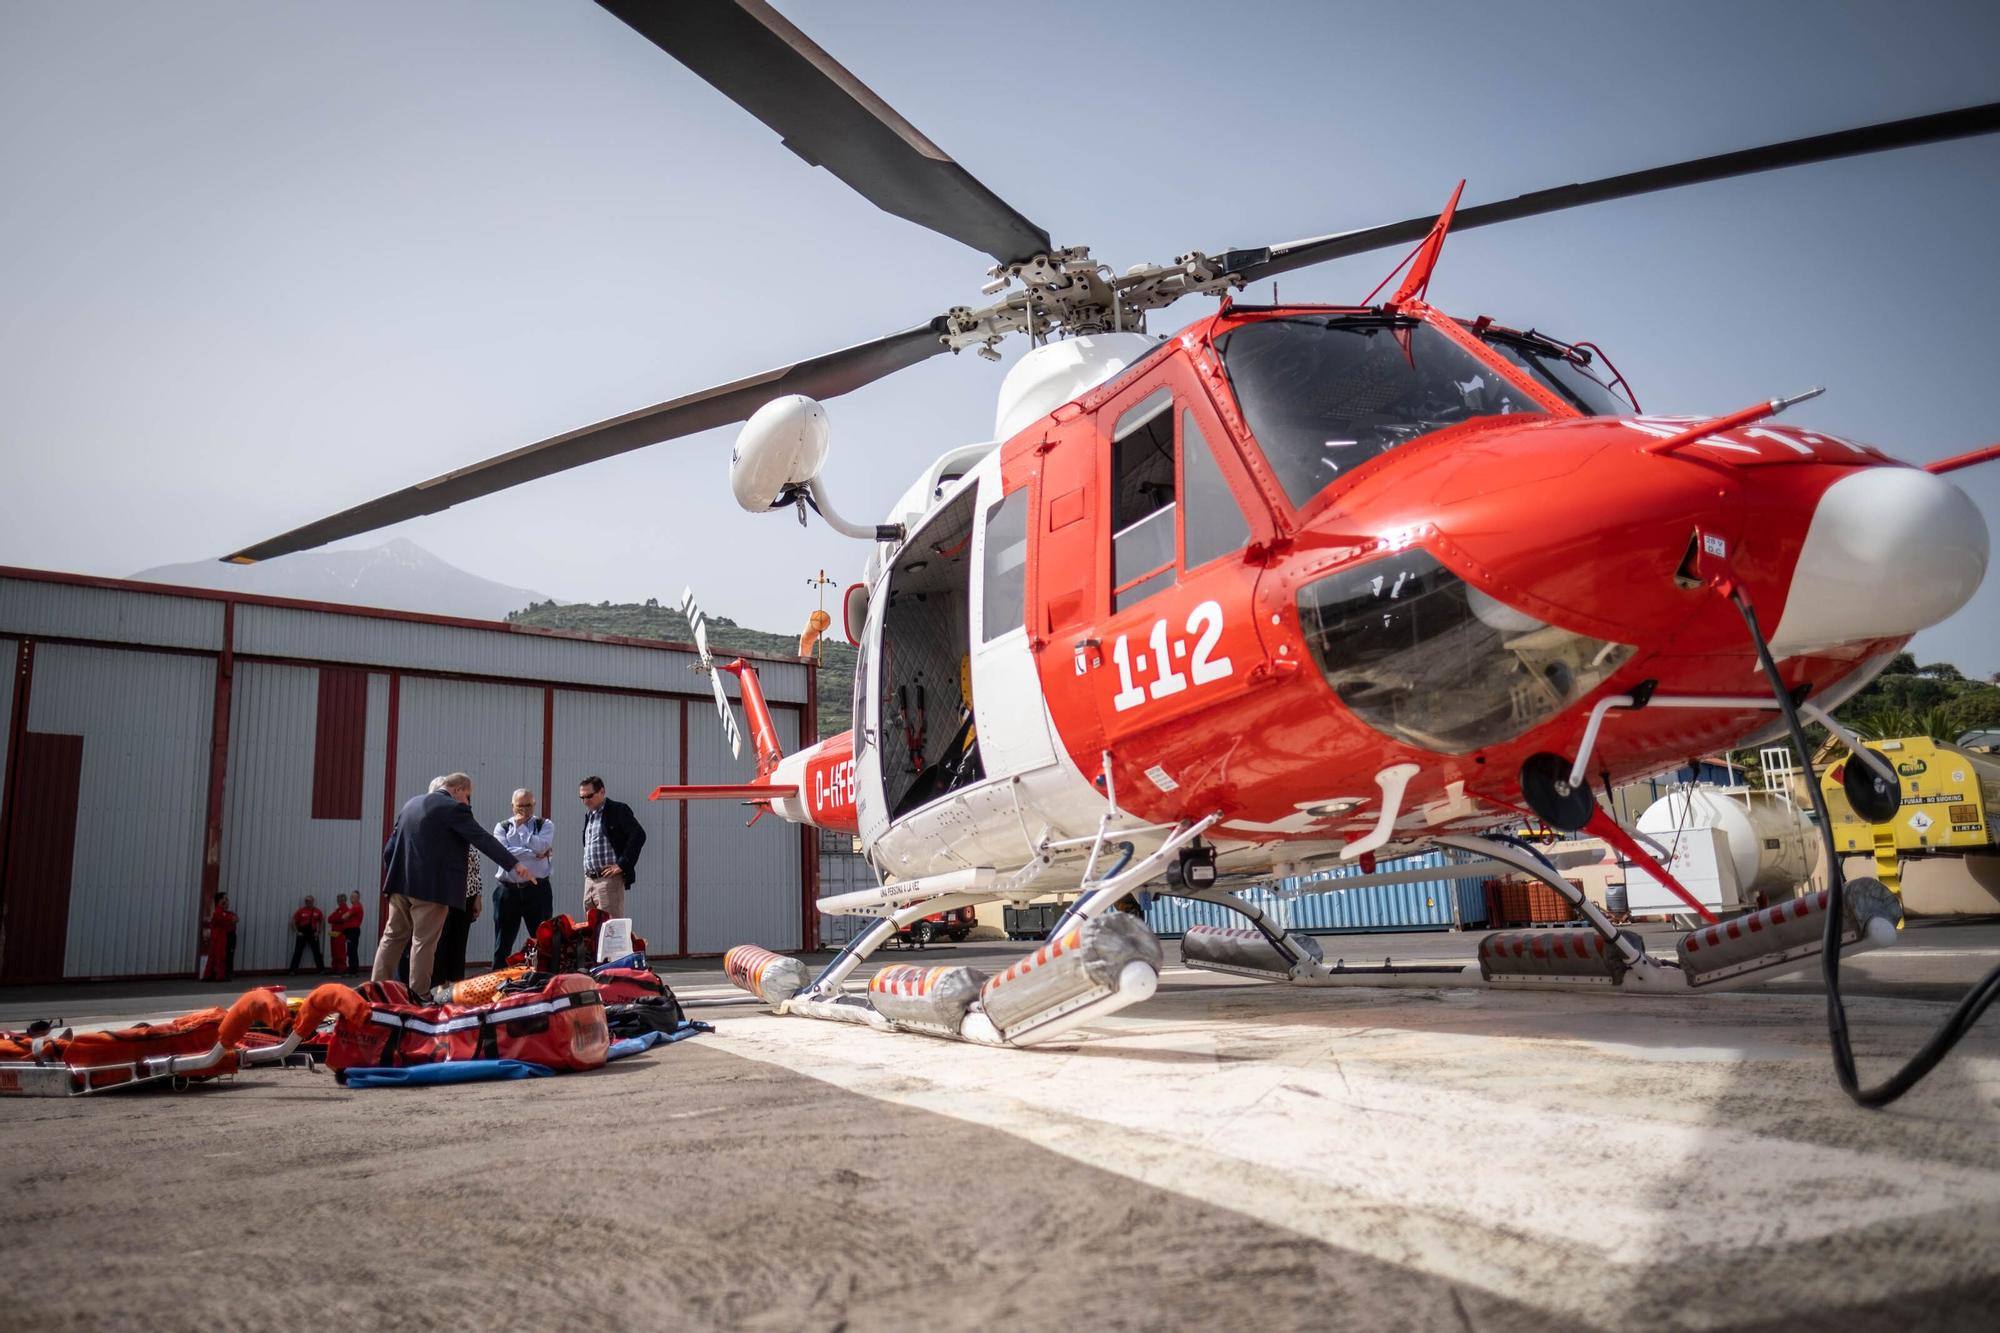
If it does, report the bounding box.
[1,732,84,983]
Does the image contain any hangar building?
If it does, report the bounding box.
[0,567,822,983]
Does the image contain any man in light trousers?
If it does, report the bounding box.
[377,773,533,997]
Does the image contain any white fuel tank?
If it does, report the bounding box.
[1637,787,1819,895]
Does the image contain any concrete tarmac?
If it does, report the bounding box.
[4,921,1998,1331]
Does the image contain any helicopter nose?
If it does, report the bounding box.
[1768,465,1989,654]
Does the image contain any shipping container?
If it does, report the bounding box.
[1145,850,1488,938]
[816,846,876,947]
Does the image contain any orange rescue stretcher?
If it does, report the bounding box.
[0,989,301,1097]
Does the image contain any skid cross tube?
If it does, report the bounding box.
[1567,692,1897,790]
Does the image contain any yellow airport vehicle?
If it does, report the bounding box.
[1818,735,1997,878]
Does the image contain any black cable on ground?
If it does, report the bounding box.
[1731,588,2000,1108]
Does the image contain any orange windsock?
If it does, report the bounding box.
[291,983,370,1039]
[219,988,291,1048]
[799,609,832,658]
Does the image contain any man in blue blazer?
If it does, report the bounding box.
[376,772,534,996]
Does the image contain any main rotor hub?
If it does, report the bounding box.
[941,246,1245,353]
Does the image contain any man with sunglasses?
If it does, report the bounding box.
[577,775,646,933]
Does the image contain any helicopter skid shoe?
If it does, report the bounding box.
[724,943,815,1011]
[1670,877,1901,992]
[747,917,1162,1047]
[973,913,1163,1046]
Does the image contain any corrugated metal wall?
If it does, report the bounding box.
[0,578,224,651]
[392,677,544,969]
[685,702,803,952]
[233,604,808,703]
[548,689,683,956]
[0,572,819,980]
[24,645,214,977]
[219,663,389,972]
[1146,851,1489,938]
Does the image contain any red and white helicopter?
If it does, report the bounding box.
[230,2,1997,1091]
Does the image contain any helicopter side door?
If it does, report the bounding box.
[1037,352,1276,809]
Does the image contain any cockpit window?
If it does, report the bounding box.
[1213,316,1540,509]
[1478,334,1632,416]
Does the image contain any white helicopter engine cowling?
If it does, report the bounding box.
[731,395,830,513]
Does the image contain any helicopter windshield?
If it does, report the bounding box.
[1477,332,1632,416]
[1213,315,1540,509]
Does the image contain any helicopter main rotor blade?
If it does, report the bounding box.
[220,321,948,564]
[1221,101,2000,285]
[599,0,1052,267]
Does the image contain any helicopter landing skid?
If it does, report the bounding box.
[1173,833,1901,995]
[728,820,1221,1046]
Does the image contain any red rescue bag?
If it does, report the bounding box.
[589,967,670,1005]
[469,974,610,1069]
[324,974,608,1074]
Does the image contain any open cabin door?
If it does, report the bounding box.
[968,453,1058,778]
[862,485,981,835]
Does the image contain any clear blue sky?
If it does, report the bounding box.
[1,0,1995,673]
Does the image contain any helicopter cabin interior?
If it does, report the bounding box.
[877,484,984,819]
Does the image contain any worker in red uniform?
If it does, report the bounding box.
[201,893,238,981]
[327,893,364,976]
[289,895,326,974]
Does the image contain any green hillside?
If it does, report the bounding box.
[509,599,857,738]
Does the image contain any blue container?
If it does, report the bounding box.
[1145,849,1487,937]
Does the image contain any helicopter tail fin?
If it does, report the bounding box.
[719,659,786,781]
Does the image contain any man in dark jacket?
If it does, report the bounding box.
[376,773,533,996]
[578,775,647,927]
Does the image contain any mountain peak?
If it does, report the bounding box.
[129,538,551,622]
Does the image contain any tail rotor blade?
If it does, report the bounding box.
[681,586,743,760]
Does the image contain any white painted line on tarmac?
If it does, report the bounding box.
[707,989,2000,1321]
